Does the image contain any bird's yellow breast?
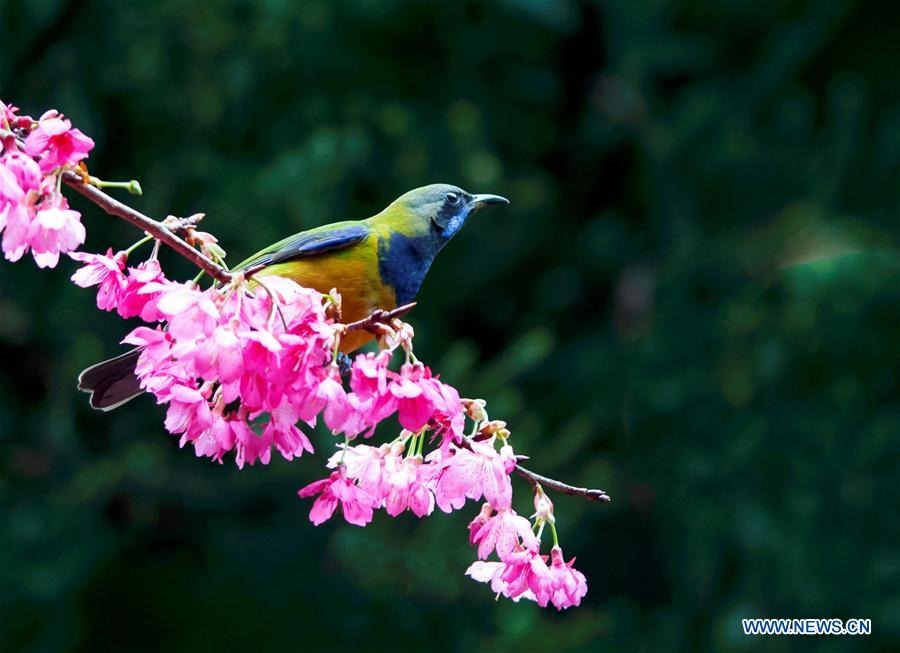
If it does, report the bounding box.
[255,234,396,352]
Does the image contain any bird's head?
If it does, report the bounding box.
[391,183,509,241]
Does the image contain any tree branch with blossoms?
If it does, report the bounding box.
[0,98,609,610]
[60,169,234,284]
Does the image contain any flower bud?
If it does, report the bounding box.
[386,320,415,351]
[532,485,555,526]
[463,398,488,422]
[477,420,507,438]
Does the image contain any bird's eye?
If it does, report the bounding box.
[445,192,461,205]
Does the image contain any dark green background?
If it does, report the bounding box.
[1,1,898,652]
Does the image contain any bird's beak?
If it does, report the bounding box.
[471,193,510,208]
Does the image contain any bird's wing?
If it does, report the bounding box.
[234,221,371,270]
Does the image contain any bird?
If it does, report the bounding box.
[77,184,508,411]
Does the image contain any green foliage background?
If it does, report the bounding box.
[1,1,898,651]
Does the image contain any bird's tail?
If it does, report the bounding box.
[78,348,144,411]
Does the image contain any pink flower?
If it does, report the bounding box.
[123,326,185,397]
[192,324,244,401]
[499,546,554,607]
[349,350,392,399]
[371,363,450,432]
[0,161,24,203]
[428,377,465,448]
[117,258,170,320]
[69,249,127,311]
[471,507,539,561]
[298,468,375,527]
[2,151,41,192]
[0,99,13,126]
[28,202,86,268]
[386,365,435,431]
[156,283,219,341]
[122,325,170,362]
[317,370,353,433]
[192,414,234,461]
[468,503,494,546]
[232,418,271,469]
[382,457,434,517]
[0,156,34,263]
[2,102,33,131]
[24,110,94,173]
[163,384,212,437]
[0,163,24,239]
[429,440,515,512]
[328,442,397,498]
[263,404,314,461]
[464,561,536,604]
[548,546,588,610]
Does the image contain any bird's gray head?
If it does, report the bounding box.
[394,183,509,240]
[374,184,508,305]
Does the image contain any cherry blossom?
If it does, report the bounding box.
[298,467,375,527]
[428,440,516,512]
[69,249,127,311]
[24,110,95,173]
[471,507,539,561]
[548,545,588,610]
[465,560,537,604]
[382,456,434,517]
[27,201,86,268]
[498,546,554,607]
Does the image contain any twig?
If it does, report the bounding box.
[514,464,611,503]
[458,436,610,504]
[343,302,417,332]
[61,171,232,284]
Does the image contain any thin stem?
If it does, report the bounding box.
[124,234,154,257]
[89,176,142,195]
[416,428,426,457]
[61,170,232,284]
[549,521,559,547]
[331,332,341,365]
[338,435,350,464]
[252,276,288,331]
[513,463,611,503]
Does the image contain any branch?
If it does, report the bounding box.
[514,464,611,503]
[457,436,610,503]
[61,171,233,284]
[343,302,417,332]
